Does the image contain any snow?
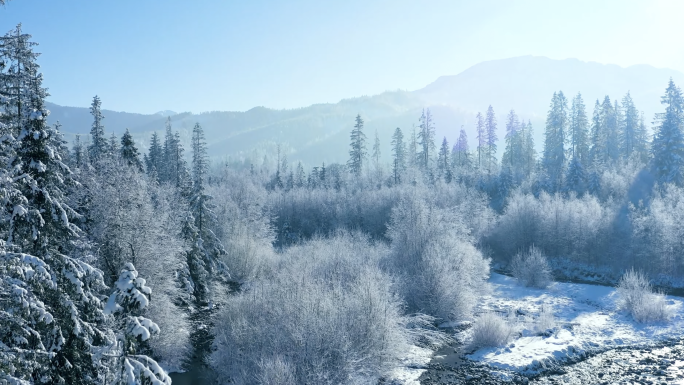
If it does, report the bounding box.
[466,273,684,373]
[388,345,432,384]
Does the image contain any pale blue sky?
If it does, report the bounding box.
[2,0,683,114]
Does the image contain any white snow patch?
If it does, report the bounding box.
[387,345,432,384]
[466,273,684,373]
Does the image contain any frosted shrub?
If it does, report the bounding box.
[511,246,553,289]
[210,234,409,385]
[617,269,672,323]
[470,312,515,348]
[535,304,556,334]
[386,195,490,321]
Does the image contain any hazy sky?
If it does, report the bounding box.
[2,0,683,114]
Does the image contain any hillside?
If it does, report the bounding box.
[46,56,684,166]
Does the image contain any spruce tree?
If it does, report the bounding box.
[620,92,642,160]
[485,105,498,175]
[437,137,451,183]
[589,99,605,169]
[391,127,405,184]
[347,114,367,176]
[570,93,590,166]
[146,131,163,180]
[543,91,568,191]
[372,129,381,168]
[651,79,684,186]
[476,112,486,170]
[522,120,536,178]
[89,95,108,162]
[603,97,620,163]
[502,109,521,178]
[417,108,436,171]
[453,128,470,171]
[121,128,143,171]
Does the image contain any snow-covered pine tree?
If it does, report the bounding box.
[391,127,405,184]
[476,112,486,171]
[564,155,587,196]
[408,125,418,168]
[146,131,163,181]
[603,97,621,163]
[102,263,171,385]
[522,120,536,178]
[372,129,381,169]
[417,108,436,172]
[88,95,108,162]
[108,132,119,157]
[502,109,522,181]
[437,136,451,183]
[543,91,568,191]
[347,114,367,176]
[189,122,226,304]
[589,99,605,169]
[570,92,590,167]
[0,24,40,139]
[294,161,305,188]
[485,105,498,176]
[620,92,645,161]
[121,128,143,171]
[651,79,684,186]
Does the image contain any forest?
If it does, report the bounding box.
[3,21,684,385]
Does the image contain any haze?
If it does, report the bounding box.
[3,0,684,114]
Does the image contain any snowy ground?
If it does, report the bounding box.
[466,273,684,373]
[388,345,433,384]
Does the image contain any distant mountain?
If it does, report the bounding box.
[46,56,684,166]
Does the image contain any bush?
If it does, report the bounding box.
[385,195,490,321]
[470,311,515,348]
[210,233,410,385]
[535,304,556,334]
[511,246,553,288]
[617,269,672,323]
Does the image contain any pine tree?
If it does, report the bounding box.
[417,108,436,171]
[372,129,381,168]
[88,95,108,162]
[502,109,521,179]
[589,99,605,169]
[408,125,418,168]
[108,132,119,156]
[295,161,305,188]
[570,93,590,166]
[485,105,498,175]
[452,127,470,171]
[347,114,367,175]
[476,112,486,170]
[189,122,226,303]
[543,91,568,191]
[437,137,451,183]
[391,127,405,184]
[522,120,536,178]
[651,79,684,186]
[0,24,40,138]
[604,97,621,163]
[564,155,587,196]
[121,128,143,171]
[72,133,85,168]
[146,131,163,180]
[620,92,643,160]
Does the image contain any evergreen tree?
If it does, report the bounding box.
[437,136,451,183]
[564,155,587,196]
[88,95,108,162]
[620,92,644,160]
[604,97,621,163]
[476,112,486,170]
[502,110,521,179]
[146,131,163,180]
[452,127,470,171]
[372,129,381,168]
[72,133,85,168]
[543,91,568,191]
[417,108,436,171]
[570,92,590,166]
[121,128,143,171]
[0,24,40,138]
[589,99,605,169]
[295,161,305,188]
[108,132,118,156]
[651,79,684,186]
[347,114,367,175]
[391,127,405,184]
[485,106,498,175]
[522,120,536,178]
[408,125,418,168]
[189,123,226,303]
